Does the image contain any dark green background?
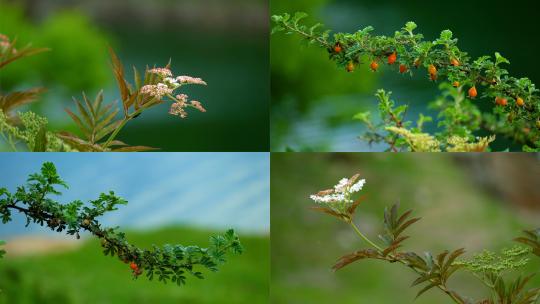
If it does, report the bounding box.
[0,0,269,151]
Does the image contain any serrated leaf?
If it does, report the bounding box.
[332,249,381,271]
[416,282,438,299]
[108,47,131,113]
[310,206,344,220]
[0,87,45,116]
[56,132,104,152]
[411,272,439,287]
[394,217,421,238]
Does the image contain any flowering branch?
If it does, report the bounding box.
[272,13,540,151]
[0,162,243,285]
[0,34,209,152]
[309,174,540,303]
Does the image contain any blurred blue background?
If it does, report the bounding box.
[0,152,269,239]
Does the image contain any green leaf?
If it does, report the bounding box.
[292,12,308,24]
[353,111,371,123]
[495,52,510,65]
[440,30,453,40]
[404,21,417,33]
[416,282,438,299]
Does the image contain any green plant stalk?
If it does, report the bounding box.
[0,132,18,151]
[102,99,160,148]
[349,221,464,304]
[349,221,383,251]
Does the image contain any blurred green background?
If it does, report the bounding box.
[271,153,540,303]
[0,0,269,151]
[270,0,540,151]
[0,227,268,304]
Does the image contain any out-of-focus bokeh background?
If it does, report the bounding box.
[0,0,269,151]
[270,0,540,151]
[271,153,540,303]
[0,152,269,303]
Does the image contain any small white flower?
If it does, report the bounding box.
[334,178,349,193]
[164,77,179,88]
[140,83,173,99]
[148,67,173,77]
[310,193,346,204]
[176,76,207,85]
[350,179,366,193]
[309,174,366,213]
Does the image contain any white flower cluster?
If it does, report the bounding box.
[169,94,207,118]
[148,67,173,78]
[309,174,366,206]
[139,83,173,99]
[139,67,208,118]
[163,76,207,89]
[177,76,207,85]
[309,192,346,204]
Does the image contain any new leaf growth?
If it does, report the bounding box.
[0,162,243,286]
[308,173,540,303]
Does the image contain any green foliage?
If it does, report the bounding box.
[0,227,267,304]
[379,204,421,256]
[308,175,540,303]
[458,246,531,275]
[272,14,540,151]
[0,162,242,286]
[355,87,495,152]
[270,3,375,113]
[0,110,73,151]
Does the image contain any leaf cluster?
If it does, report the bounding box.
[0,36,47,124]
[1,35,205,152]
[314,201,539,303]
[0,162,243,285]
[0,110,73,151]
[515,229,540,257]
[355,87,495,152]
[272,14,540,151]
[0,35,49,70]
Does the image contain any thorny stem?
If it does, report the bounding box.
[348,220,464,304]
[281,21,331,49]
